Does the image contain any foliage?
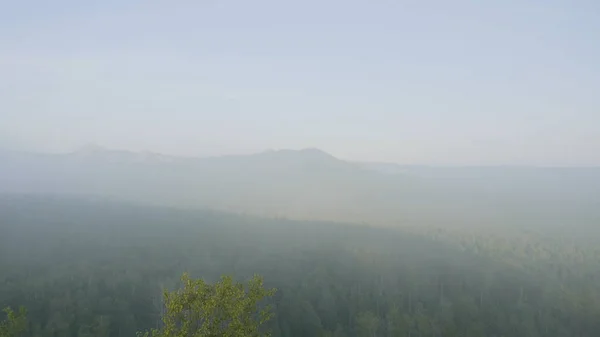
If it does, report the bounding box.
[139,273,275,337]
[355,311,379,337]
[0,307,27,337]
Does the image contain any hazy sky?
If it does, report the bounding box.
[1,0,599,165]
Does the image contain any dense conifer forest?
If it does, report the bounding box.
[2,196,599,336]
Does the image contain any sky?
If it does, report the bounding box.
[1,0,599,166]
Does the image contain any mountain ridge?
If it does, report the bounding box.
[1,146,599,230]
[3,145,599,169]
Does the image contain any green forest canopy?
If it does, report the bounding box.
[1,196,600,336]
[3,273,275,337]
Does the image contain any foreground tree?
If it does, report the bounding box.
[0,307,27,337]
[140,273,276,337]
[355,311,380,337]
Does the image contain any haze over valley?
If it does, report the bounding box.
[2,0,600,336]
[2,146,599,234]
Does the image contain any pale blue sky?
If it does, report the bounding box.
[1,0,599,165]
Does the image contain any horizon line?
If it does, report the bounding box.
[2,144,599,169]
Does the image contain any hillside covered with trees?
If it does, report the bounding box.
[2,196,600,336]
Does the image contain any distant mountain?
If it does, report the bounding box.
[71,144,182,164]
[1,147,599,230]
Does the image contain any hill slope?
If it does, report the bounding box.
[1,147,599,229]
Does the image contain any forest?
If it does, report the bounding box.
[3,0,600,335]
[1,195,600,337]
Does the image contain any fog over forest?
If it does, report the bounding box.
[2,146,599,230]
[2,146,600,336]
[2,1,600,336]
